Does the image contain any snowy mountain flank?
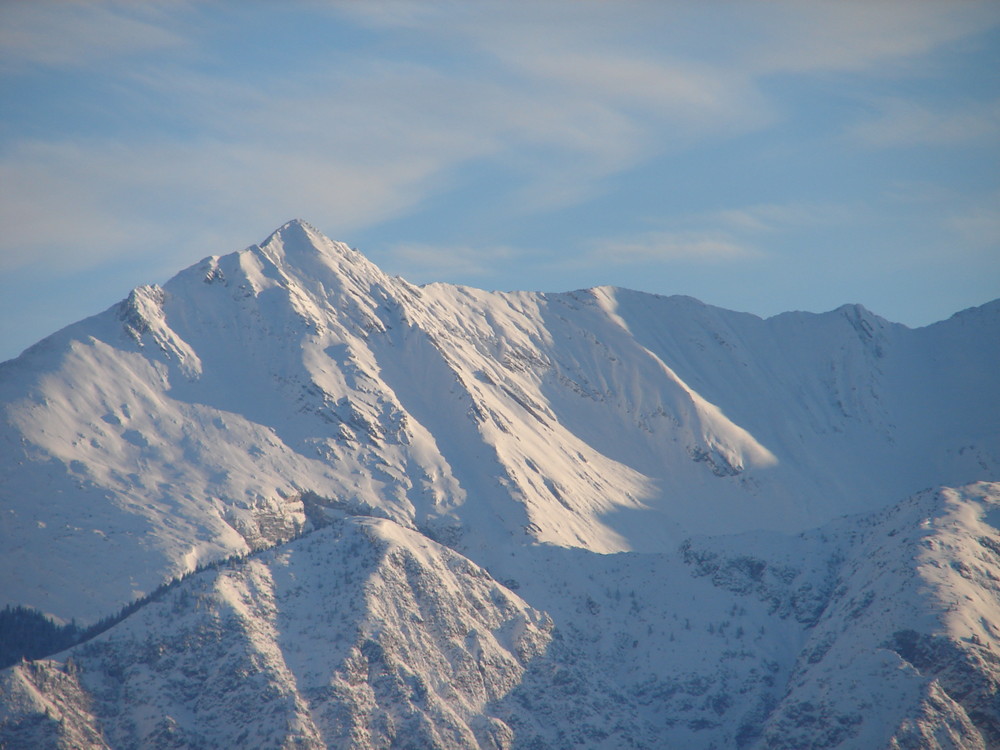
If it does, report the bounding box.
[1,220,998,748]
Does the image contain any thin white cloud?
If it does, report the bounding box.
[338,1,774,136]
[340,1,999,80]
[850,98,1000,148]
[488,47,770,137]
[1,0,997,283]
[883,180,960,205]
[745,0,998,75]
[0,135,464,272]
[382,243,524,280]
[949,194,1000,250]
[577,201,850,269]
[0,141,157,272]
[0,1,187,70]
[0,19,677,270]
[710,203,850,234]
[587,231,761,266]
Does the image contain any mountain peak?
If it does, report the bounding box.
[260,218,343,259]
[255,219,383,279]
[267,218,321,244]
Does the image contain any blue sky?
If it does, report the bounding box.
[2,1,998,362]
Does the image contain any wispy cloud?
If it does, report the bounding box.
[585,230,761,266]
[340,2,775,135]
[0,1,187,70]
[575,200,853,269]
[0,6,747,271]
[710,203,850,234]
[745,0,997,75]
[0,133,465,272]
[1,0,997,281]
[0,141,158,272]
[381,243,524,281]
[949,194,1000,250]
[849,98,1000,148]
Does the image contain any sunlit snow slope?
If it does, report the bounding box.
[1,220,997,624]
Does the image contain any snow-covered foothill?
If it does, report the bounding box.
[0,516,551,749]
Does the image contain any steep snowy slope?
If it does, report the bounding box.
[2,220,997,626]
[0,516,551,749]
[754,481,1000,748]
[470,481,1000,749]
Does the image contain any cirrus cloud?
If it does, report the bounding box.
[586,230,762,266]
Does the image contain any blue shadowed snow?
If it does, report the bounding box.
[982,506,1000,531]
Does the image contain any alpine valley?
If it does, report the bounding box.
[1,220,998,749]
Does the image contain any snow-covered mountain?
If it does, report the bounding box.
[2,220,998,748]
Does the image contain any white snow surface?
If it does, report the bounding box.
[1,220,998,748]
